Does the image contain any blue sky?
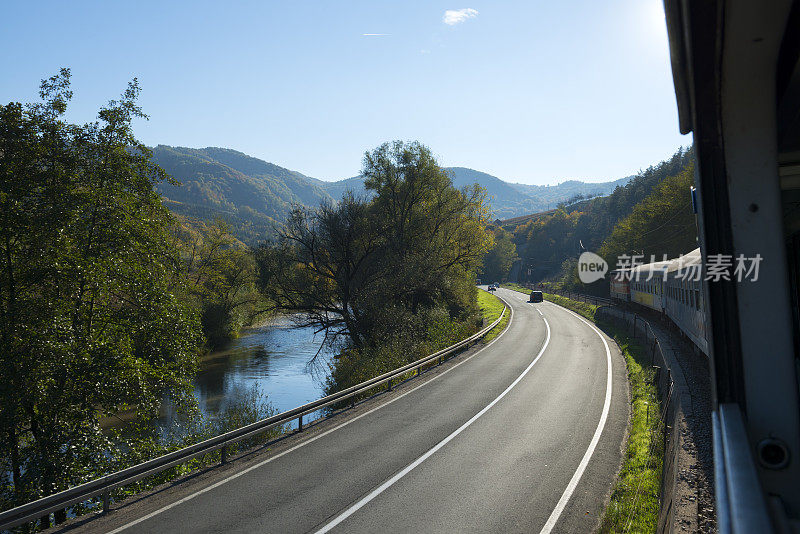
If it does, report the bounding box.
[0,1,688,184]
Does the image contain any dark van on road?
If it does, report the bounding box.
[529,291,543,303]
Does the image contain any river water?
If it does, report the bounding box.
[160,316,335,433]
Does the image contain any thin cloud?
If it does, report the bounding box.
[362,33,390,36]
[443,8,478,26]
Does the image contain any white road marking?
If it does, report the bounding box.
[313,310,551,534]
[105,298,515,534]
[538,303,613,534]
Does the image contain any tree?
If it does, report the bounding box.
[363,141,491,318]
[481,227,518,282]
[256,141,492,372]
[0,70,202,520]
[173,218,264,348]
[598,163,698,267]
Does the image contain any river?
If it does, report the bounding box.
[159,316,335,434]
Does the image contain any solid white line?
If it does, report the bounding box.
[313,312,551,534]
[537,303,613,534]
[104,301,515,534]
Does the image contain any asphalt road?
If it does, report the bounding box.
[73,287,629,534]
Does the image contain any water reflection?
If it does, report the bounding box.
[161,316,334,431]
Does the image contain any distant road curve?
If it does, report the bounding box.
[70,288,628,534]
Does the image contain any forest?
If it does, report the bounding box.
[483,147,697,293]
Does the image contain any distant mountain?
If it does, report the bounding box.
[151,145,333,244]
[509,176,633,205]
[317,168,631,219]
[151,145,633,244]
[319,175,368,199]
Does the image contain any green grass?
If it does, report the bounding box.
[477,288,510,342]
[500,282,530,294]
[542,293,662,534]
[543,293,600,321]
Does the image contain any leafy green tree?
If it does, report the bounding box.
[0,70,202,521]
[256,141,491,381]
[598,163,698,266]
[481,227,518,282]
[256,194,385,351]
[174,217,267,348]
[363,141,490,319]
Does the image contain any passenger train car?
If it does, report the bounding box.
[609,275,630,302]
[610,248,709,355]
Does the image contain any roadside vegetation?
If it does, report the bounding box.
[477,289,508,342]
[480,226,518,283]
[599,332,662,533]
[502,286,663,533]
[256,140,494,395]
[501,282,531,294]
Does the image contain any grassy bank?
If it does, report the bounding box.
[599,332,662,533]
[504,286,662,533]
[501,282,530,294]
[477,288,510,342]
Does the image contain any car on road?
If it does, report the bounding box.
[488,285,496,292]
[529,290,543,303]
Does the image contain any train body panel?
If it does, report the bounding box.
[629,261,670,312]
[609,276,630,302]
[663,249,708,354]
[611,248,709,356]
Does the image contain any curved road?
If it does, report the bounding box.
[75,288,629,534]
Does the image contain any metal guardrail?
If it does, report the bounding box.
[0,302,507,531]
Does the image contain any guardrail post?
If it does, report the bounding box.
[221,445,228,464]
[102,490,110,515]
[387,378,392,391]
[298,415,303,432]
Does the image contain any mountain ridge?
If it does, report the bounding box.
[150,145,633,244]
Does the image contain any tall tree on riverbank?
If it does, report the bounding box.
[256,141,491,365]
[0,70,202,518]
[172,217,268,348]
